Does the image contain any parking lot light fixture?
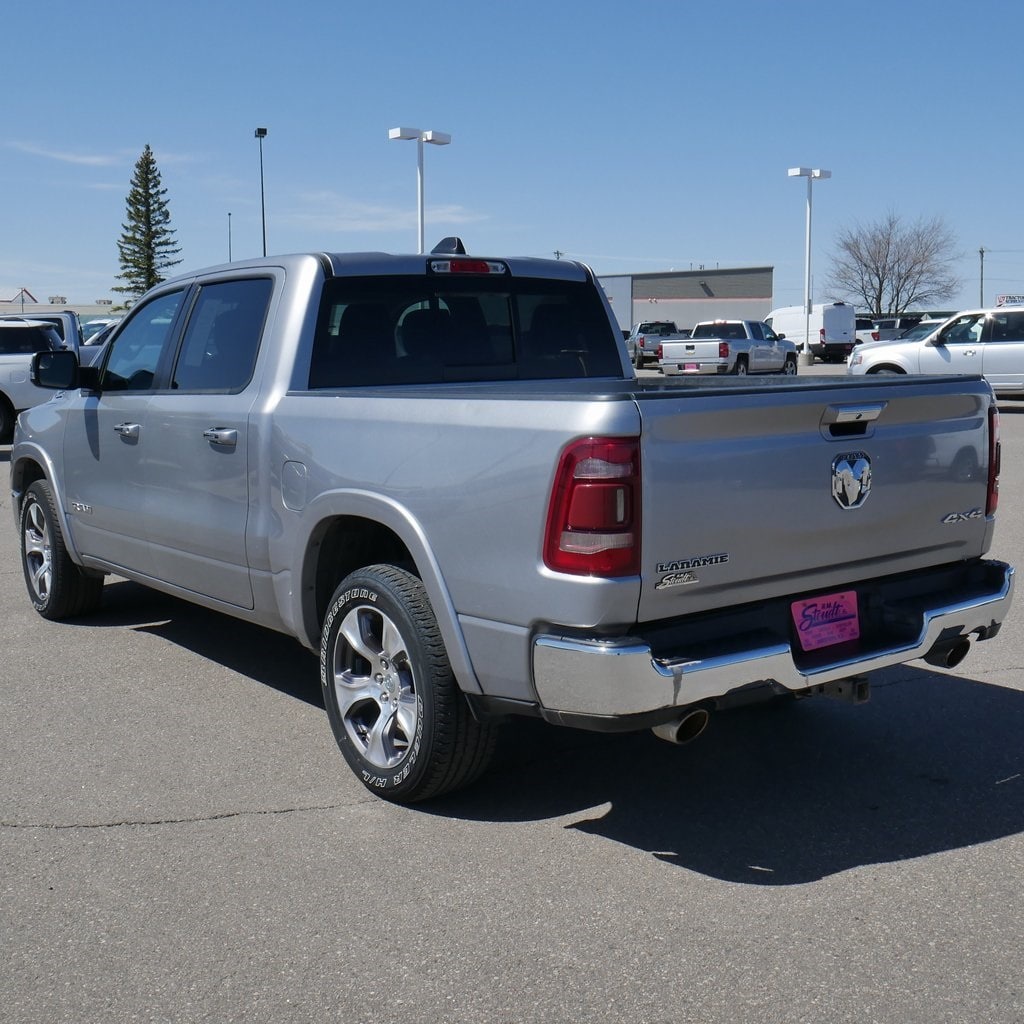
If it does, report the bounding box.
[255,128,268,257]
[788,167,832,366]
[389,126,452,254]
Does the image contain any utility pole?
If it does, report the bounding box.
[979,247,985,306]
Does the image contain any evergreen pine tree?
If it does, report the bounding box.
[113,144,182,301]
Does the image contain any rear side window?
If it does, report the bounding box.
[309,275,621,387]
[990,311,1024,343]
[172,278,272,392]
[0,327,57,355]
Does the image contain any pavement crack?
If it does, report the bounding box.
[0,799,377,831]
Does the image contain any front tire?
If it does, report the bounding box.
[21,479,104,620]
[780,356,798,375]
[320,564,495,803]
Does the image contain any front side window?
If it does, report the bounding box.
[172,278,271,392]
[940,314,987,346]
[101,290,186,392]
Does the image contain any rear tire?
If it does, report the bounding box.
[320,564,496,803]
[21,479,104,620]
[733,357,749,376]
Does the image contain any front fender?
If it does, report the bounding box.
[9,438,77,555]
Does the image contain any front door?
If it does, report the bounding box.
[62,288,187,576]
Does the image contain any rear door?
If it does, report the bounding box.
[981,308,1024,393]
[141,275,274,609]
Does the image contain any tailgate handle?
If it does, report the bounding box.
[821,402,886,438]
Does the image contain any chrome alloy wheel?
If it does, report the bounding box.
[23,498,54,606]
[331,603,419,770]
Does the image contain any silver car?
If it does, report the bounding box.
[0,320,63,441]
[848,306,1024,396]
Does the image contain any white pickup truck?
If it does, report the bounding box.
[10,243,1014,803]
[659,319,798,376]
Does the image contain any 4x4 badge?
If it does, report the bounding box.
[832,452,871,509]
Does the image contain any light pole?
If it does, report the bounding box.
[979,246,985,306]
[388,126,451,253]
[788,167,831,366]
[228,211,232,262]
[255,127,268,257]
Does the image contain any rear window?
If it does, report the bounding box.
[309,275,621,387]
[0,326,59,355]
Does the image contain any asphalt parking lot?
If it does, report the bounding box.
[3,379,1023,1024]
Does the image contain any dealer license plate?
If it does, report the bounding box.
[791,590,860,651]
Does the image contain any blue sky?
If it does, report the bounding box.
[3,0,1022,311]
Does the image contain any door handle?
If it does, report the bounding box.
[203,428,238,448]
[114,422,140,440]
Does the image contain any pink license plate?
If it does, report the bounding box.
[684,362,699,371]
[791,590,860,651]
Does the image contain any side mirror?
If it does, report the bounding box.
[32,350,100,390]
[777,333,786,339]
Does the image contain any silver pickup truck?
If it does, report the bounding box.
[659,318,799,376]
[10,243,1014,803]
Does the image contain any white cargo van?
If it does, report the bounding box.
[765,301,856,363]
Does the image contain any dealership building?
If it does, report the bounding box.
[599,266,774,333]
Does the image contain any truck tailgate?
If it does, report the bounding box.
[635,376,995,624]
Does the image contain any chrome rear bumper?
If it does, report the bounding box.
[532,561,1014,717]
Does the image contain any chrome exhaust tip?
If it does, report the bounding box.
[651,706,711,745]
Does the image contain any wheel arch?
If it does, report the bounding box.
[294,492,481,695]
[10,448,60,532]
[866,363,907,375]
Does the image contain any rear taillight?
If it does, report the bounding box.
[718,342,729,359]
[656,344,663,360]
[987,405,1000,516]
[819,328,826,342]
[543,437,641,577]
[871,331,879,341]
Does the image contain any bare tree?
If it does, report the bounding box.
[827,212,960,315]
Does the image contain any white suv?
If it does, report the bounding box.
[848,306,1024,396]
[0,320,64,440]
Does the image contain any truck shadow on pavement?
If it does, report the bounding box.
[87,579,324,708]
[435,669,1024,885]
[82,579,1022,886]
